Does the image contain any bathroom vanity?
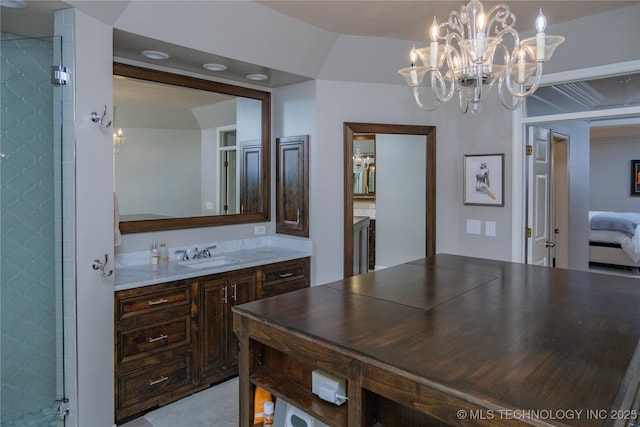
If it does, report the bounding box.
[114,245,310,424]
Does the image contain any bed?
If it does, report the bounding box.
[589,211,640,271]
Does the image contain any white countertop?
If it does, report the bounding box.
[115,238,311,291]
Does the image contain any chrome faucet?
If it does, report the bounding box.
[176,248,189,261]
[193,245,217,259]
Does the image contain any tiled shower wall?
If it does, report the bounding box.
[0,33,60,423]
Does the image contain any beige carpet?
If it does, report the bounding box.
[142,377,238,427]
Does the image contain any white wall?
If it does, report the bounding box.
[271,81,318,279]
[72,9,114,427]
[311,79,512,285]
[590,139,640,212]
[541,4,640,74]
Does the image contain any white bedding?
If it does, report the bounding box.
[589,211,640,262]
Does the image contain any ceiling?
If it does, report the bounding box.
[258,1,639,41]
[3,0,640,137]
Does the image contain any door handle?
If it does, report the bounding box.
[545,241,556,248]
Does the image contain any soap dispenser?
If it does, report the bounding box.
[159,242,168,264]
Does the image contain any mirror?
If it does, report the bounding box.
[353,135,376,198]
[113,63,270,234]
[343,123,436,278]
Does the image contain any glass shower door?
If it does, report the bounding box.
[0,35,66,427]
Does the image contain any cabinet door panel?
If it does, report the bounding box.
[228,273,257,367]
[239,141,262,214]
[276,135,309,237]
[199,278,228,379]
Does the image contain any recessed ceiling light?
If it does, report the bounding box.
[246,73,268,81]
[141,50,169,60]
[203,63,227,72]
[0,0,27,8]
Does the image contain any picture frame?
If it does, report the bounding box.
[463,154,504,206]
[632,160,640,196]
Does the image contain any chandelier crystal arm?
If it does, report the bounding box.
[505,61,543,98]
[484,4,516,36]
[431,70,456,104]
[413,86,442,112]
[498,79,524,110]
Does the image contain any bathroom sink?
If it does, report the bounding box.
[179,256,241,269]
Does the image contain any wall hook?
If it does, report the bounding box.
[92,253,113,277]
[89,105,112,128]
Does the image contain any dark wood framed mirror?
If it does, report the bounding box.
[113,63,270,234]
[343,123,436,278]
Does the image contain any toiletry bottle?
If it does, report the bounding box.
[263,401,274,426]
[159,242,168,264]
[151,240,159,265]
[253,387,272,424]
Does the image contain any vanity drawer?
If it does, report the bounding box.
[261,258,309,298]
[118,317,191,364]
[117,284,192,321]
[117,355,193,411]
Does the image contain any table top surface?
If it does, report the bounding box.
[234,254,640,423]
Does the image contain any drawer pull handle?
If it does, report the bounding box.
[147,334,169,343]
[279,272,294,278]
[232,284,237,302]
[148,376,169,386]
[148,298,168,306]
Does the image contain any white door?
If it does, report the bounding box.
[527,126,552,266]
[551,132,569,268]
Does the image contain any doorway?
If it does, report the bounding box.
[0,35,67,426]
[526,126,569,268]
[343,123,436,278]
[516,65,640,270]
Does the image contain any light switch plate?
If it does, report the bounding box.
[485,221,496,237]
[466,219,482,235]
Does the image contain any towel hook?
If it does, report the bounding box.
[89,105,112,128]
[92,253,113,277]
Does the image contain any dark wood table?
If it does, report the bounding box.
[233,254,640,426]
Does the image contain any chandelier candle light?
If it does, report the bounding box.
[398,0,565,114]
[113,128,125,154]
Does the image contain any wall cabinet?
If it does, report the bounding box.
[114,257,310,424]
[276,135,309,237]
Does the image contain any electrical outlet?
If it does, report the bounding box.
[254,225,266,235]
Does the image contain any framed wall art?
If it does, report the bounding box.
[632,160,640,196]
[463,153,504,206]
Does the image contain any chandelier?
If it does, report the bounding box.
[398,0,565,114]
[113,128,126,154]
